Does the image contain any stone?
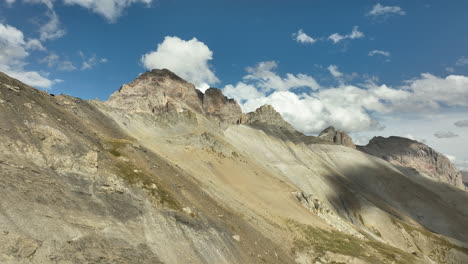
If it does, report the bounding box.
[202,88,242,124]
[318,126,355,148]
[359,136,465,189]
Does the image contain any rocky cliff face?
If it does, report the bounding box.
[107,69,243,124]
[359,136,465,189]
[318,126,356,148]
[2,70,468,264]
[108,69,204,114]
[202,88,242,124]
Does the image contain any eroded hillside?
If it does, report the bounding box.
[1,70,468,264]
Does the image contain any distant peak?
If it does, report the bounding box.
[138,68,187,83]
[242,104,296,131]
[318,126,355,148]
[319,126,336,136]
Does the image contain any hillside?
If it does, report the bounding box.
[1,70,468,264]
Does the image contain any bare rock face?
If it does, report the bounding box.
[359,136,465,189]
[318,126,356,148]
[202,88,242,124]
[107,69,243,124]
[241,105,295,130]
[107,69,204,114]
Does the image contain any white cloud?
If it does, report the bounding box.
[456,56,468,66]
[224,61,468,135]
[368,50,390,57]
[243,61,320,92]
[141,36,219,92]
[327,65,343,78]
[446,67,455,73]
[399,74,468,110]
[368,3,405,17]
[63,0,152,22]
[223,82,264,103]
[328,33,344,44]
[18,0,66,41]
[454,120,468,127]
[39,10,65,41]
[5,71,61,88]
[328,26,364,44]
[434,131,459,139]
[293,29,316,44]
[0,23,57,89]
[40,53,77,71]
[79,51,107,70]
[25,39,46,51]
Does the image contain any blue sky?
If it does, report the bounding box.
[1,0,468,170]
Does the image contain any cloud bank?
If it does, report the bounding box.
[223,62,468,135]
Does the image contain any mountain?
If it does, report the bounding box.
[318,126,356,148]
[358,136,465,190]
[462,172,468,187]
[1,70,468,264]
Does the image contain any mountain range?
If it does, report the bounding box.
[1,69,467,264]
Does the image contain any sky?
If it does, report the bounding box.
[1,0,468,170]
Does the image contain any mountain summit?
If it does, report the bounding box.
[359,136,465,189]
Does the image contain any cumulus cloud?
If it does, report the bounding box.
[0,23,58,88]
[369,50,390,57]
[327,65,343,78]
[243,61,320,92]
[328,26,364,44]
[434,131,459,139]
[368,3,405,17]
[223,62,409,133]
[399,74,468,110]
[224,60,468,135]
[141,36,219,92]
[63,0,152,22]
[293,29,316,44]
[454,120,468,127]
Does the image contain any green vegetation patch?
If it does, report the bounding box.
[288,220,416,263]
[106,138,181,211]
[392,218,468,255]
[115,161,181,211]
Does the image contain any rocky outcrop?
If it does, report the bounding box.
[359,136,465,189]
[202,88,242,124]
[240,104,295,130]
[318,126,355,148]
[107,69,244,124]
[107,69,204,114]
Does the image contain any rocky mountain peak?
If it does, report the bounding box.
[106,69,245,124]
[318,126,355,148]
[242,105,294,128]
[359,136,465,189]
[202,88,242,124]
[107,68,204,114]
